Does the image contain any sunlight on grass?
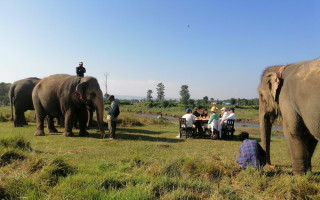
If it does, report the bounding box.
[0,106,320,199]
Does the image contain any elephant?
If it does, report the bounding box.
[259,58,320,175]
[8,77,41,127]
[32,74,105,138]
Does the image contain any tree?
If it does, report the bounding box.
[146,90,153,102]
[203,96,209,107]
[179,85,190,105]
[188,99,195,107]
[156,82,165,101]
[0,82,11,106]
[230,97,237,105]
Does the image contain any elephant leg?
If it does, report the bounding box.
[63,109,74,137]
[15,112,24,127]
[73,115,79,129]
[79,109,89,136]
[59,116,64,128]
[47,116,58,133]
[305,134,318,171]
[34,112,45,136]
[22,114,28,125]
[282,108,313,175]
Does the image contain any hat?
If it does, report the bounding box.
[210,106,218,112]
[221,107,226,111]
[186,108,192,113]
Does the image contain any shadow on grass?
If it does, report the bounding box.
[45,128,183,143]
[119,128,163,135]
[115,132,184,143]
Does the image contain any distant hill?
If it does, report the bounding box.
[0,82,11,106]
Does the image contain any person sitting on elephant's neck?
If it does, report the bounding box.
[107,95,119,139]
[236,132,266,170]
[76,62,86,77]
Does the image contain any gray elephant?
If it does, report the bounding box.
[32,74,105,138]
[259,58,320,175]
[8,77,41,127]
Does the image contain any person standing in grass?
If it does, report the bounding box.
[236,132,266,169]
[107,95,119,139]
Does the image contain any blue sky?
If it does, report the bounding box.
[1,1,319,99]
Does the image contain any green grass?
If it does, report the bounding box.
[121,104,260,123]
[0,107,320,199]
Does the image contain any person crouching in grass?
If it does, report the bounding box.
[236,132,266,170]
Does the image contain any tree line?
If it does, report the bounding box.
[144,83,259,108]
[0,82,11,106]
[0,81,258,108]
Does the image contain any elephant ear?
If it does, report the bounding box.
[75,82,88,100]
[266,72,281,101]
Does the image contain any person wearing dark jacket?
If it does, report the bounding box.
[76,62,86,77]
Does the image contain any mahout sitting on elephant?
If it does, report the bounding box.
[259,58,320,175]
[9,77,41,127]
[32,74,105,138]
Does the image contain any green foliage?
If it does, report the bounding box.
[156,82,165,101]
[0,148,26,166]
[146,89,153,102]
[0,82,11,106]
[0,135,32,151]
[0,107,319,199]
[39,157,76,187]
[117,112,143,126]
[179,85,190,105]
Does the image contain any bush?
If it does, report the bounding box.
[0,136,32,151]
[117,113,143,126]
[0,148,25,166]
[39,158,75,186]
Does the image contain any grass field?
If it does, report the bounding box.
[1,107,320,199]
[121,104,260,123]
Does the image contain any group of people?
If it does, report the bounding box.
[178,106,269,170]
[76,62,119,139]
[177,106,236,139]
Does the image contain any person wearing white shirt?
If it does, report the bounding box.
[176,108,196,138]
[218,107,228,138]
[225,110,235,120]
[220,107,236,137]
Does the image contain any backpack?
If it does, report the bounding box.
[114,104,120,118]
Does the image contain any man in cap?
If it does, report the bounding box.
[76,62,86,77]
[176,108,196,138]
[107,95,119,139]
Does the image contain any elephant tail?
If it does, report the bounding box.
[8,85,15,121]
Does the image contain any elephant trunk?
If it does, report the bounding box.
[259,108,273,165]
[93,93,105,138]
